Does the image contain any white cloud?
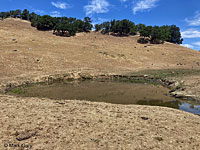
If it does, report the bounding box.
[185,11,200,26]
[133,0,159,14]
[91,18,109,30]
[50,11,61,17]
[51,1,70,9]
[34,9,45,14]
[93,17,109,24]
[120,0,127,2]
[193,41,200,47]
[181,44,194,49]
[181,29,200,38]
[84,0,110,16]
[29,7,46,15]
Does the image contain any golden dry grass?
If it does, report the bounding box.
[0,18,200,81]
[0,18,200,150]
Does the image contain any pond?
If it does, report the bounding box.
[9,80,200,115]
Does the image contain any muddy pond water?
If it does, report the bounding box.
[9,80,200,115]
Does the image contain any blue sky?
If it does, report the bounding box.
[1,0,200,50]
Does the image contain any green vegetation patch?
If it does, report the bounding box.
[11,88,24,95]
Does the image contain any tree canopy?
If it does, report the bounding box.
[0,9,93,37]
[0,9,183,44]
[95,19,137,36]
[138,25,183,44]
[94,20,183,44]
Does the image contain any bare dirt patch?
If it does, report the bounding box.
[0,95,200,150]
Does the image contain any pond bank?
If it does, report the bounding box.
[2,69,200,103]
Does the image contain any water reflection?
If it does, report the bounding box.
[137,99,200,115]
[179,102,200,115]
[136,99,181,109]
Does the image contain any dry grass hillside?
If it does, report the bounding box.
[1,18,200,150]
[0,18,200,81]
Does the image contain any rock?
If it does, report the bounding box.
[15,130,37,141]
[141,117,149,120]
[56,102,65,105]
[170,91,197,101]
[169,89,175,93]
[174,81,180,87]
[171,91,186,97]
[184,95,197,101]
[154,137,163,141]
[177,63,183,66]
[13,49,17,52]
